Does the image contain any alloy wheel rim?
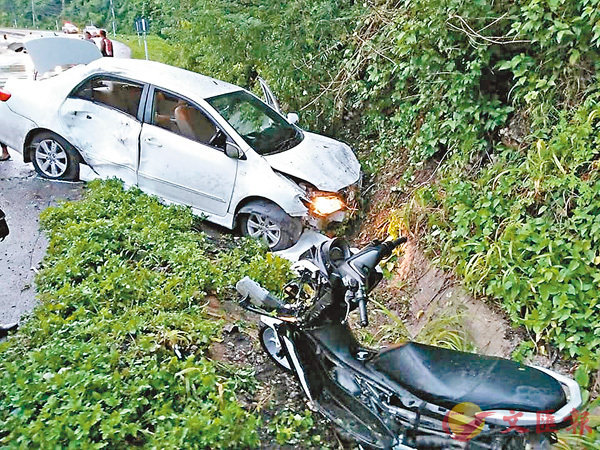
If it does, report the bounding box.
[246,213,281,248]
[35,139,68,178]
[262,327,290,370]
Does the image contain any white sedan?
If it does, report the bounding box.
[0,37,361,250]
[61,22,80,34]
[82,25,100,37]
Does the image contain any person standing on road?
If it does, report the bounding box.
[1,143,10,162]
[83,31,93,41]
[99,30,113,57]
[0,207,8,240]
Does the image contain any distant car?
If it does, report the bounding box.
[61,22,79,34]
[83,25,100,37]
[0,37,361,250]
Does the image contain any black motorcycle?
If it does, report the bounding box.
[236,237,582,449]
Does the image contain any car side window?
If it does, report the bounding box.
[152,89,220,147]
[71,76,143,118]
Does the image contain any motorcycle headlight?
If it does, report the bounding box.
[311,195,346,216]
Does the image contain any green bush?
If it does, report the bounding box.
[0,179,290,448]
[418,98,600,365]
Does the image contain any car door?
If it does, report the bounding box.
[257,76,281,114]
[59,75,145,186]
[257,76,299,125]
[137,87,238,217]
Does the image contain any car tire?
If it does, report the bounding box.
[239,200,302,251]
[259,325,292,372]
[31,132,79,181]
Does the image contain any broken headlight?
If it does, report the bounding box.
[311,195,346,216]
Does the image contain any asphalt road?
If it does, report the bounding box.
[0,156,82,326]
[0,28,131,58]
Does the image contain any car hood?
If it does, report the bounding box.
[263,132,361,192]
[24,36,101,75]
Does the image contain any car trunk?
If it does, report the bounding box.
[24,36,102,76]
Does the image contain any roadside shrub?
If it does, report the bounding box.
[417,99,600,365]
[0,179,290,448]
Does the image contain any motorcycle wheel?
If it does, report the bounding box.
[259,325,292,372]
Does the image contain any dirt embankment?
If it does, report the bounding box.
[354,154,518,358]
[395,240,518,357]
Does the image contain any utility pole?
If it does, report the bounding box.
[142,19,149,60]
[109,0,117,37]
[141,2,148,60]
[31,0,36,28]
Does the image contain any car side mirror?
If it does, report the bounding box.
[225,142,246,160]
[286,112,299,125]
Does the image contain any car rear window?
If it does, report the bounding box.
[71,76,143,118]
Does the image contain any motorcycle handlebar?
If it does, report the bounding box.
[347,237,407,327]
[236,276,286,311]
[358,297,368,327]
[380,236,408,259]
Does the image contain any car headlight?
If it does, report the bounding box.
[311,195,346,216]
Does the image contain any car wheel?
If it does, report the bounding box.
[259,325,292,372]
[239,200,302,251]
[31,132,79,181]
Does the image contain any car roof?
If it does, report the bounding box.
[84,58,241,100]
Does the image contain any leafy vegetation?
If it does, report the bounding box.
[267,410,322,446]
[412,100,600,361]
[0,180,291,447]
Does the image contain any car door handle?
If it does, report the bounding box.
[144,137,162,147]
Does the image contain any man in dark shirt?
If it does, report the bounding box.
[99,30,113,57]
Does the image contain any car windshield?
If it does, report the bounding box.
[207,90,303,155]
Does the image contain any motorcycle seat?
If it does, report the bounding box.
[371,342,566,413]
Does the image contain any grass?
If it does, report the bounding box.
[116,33,176,63]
